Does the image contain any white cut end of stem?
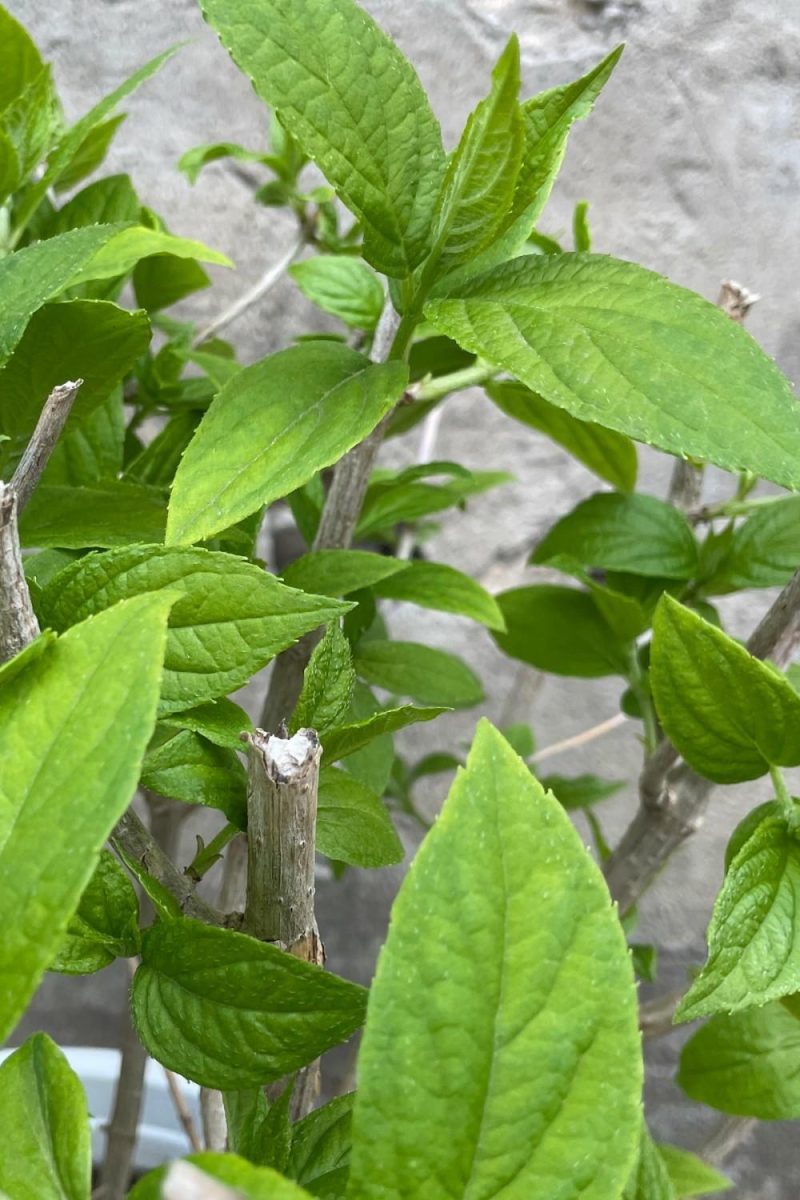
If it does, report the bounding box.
[266,728,318,777]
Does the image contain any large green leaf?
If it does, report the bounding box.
[651,595,800,783]
[39,545,350,713]
[19,481,167,549]
[290,256,385,331]
[131,918,367,1089]
[675,809,800,1021]
[130,1153,314,1200]
[486,379,637,492]
[371,559,505,630]
[200,0,445,276]
[354,640,483,708]
[50,849,140,975]
[532,492,698,578]
[167,344,407,546]
[495,584,633,677]
[0,1035,91,1200]
[425,254,800,489]
[348,720,642,1199]
[678,998,800,1119]
[0,593,171,1041]
[317,767,403,868]
[705,496,800,593]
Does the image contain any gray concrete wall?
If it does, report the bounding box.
[12,0,800,1193]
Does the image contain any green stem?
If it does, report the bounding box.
[415,363,498,403]
[186,822,239,881]
[696,494,788,522]
[769,764,799,830]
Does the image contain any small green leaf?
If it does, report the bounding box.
[0,1034,91,1200]
[426,254,800,490]
[354,640,483,709]
[48,173,140,233]
[678,998,800,1119]
[141,728,247,827]
[322,705,446,764]
[0,6,45,112]
[200,0,445,275]
[293,624,355,735]
[657,1145,732,1198]
[356,468,510,539]
[317,767,403,868]
[43,388,124,487]
[622,1124,676,1200]
[0,65,62,204]
[51,113,126,193]
[371,560,505,630]
[348,720,642,1199]
[290,256,385,331]
[50,850,140,975]
[131,918,367,1089]
[159,698,253,751]
[167,344,407,546]
[651,595,800,783]
[675,810,800,1021]
[66,224,230,286]
[40,545,350,713]
[282,550,410,598]
[706,496,800,592]
[133,252,210,312]
[130,1153,314,1200]
[179,141,273,184]
[532,492,698,578]
[539,773,625,810]
[19,481,167,549]
[288,1093,354,1197]
[495,584,633,677]
[486,379,637,492]
[0,593,172,1041]
[225,1084,293,1172]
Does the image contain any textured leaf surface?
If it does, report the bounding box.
[50,850,140,974]
[19,481,167,548]
[354,639,483,708]
[487,379,637,491]
[200,0,445,275]
[40,545,349,713]
[141,728,247,827]
[0,594,171,1041]
[706,497,800,592]
[317,767,403,868]
[651,596,800,782]
[426,254,800,488]
[532,492,698,578]
[0,1035,90,1200]
[282,550,410,598]
[348,720,642,1199]
[290,256,385,330]
[495,585,633,677]
[288,1093,354,1196]
[293,624,355,735]
[678,999,800,1119]
[322,705,445,764]
[159,698,253,751]
[132,918,367,1089]
[372,560,505,629]
[167,344,407,546]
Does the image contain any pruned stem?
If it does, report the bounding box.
[0,484,40,663]
[10,379,82,511]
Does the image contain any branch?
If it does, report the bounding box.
[164,1069,203,1153]
[97,1008,149,1200]
[193,231,306,347]
[532,712,628,765]
[11,379,82,511]
[0,484,40,663]
[700,1115,757,1166]
[605,567,800,913]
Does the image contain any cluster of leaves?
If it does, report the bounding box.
[1,0,799,1195]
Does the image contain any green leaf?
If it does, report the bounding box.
[622,1124,676,1200]
[50,850,140,974]
[348,720,642,1199]
[678,998,800,1119]
[426,254,800,489]
[0,593,172,1042]
[532,492,698,578]
[0,1034,91,1200]
[354,640,483,708]
[495,584,633,677]
[40,544,350,713]
[65,225,230,286]
[651,595,800,783]
[141,728,247,827]
[675,810,800,1021]
[131,917,367,1089]
[0,65,62,204]
[0,6,45,113]
[288,1093,354,1197]
[539,773,625,810]
[225,1084,293,1172]
[167,344,407,546]
[428,36,522,272]
[43,387,124,487]
[130,1153,314,1200]
[290,256,385,331]
[179,141,273,184]
[51,113,126,193]
[573,200,591,252]
[133,252,211,312]
[48,173,140,234]
[706,496,800,592]
[356,467,511,538]
[317,767,403,868]
[486,379,637,492]
[159,698,253,751]
[657,1146,732,1198]
[322,704,446,764]
[282,550,410,598]
[19,481,167,549]
[293,624,355,735]
[0,627,56,688]
[371,560,505,630]
[200,0,445,275]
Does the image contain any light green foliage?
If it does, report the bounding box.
[532,492,698,578]
[179,141,274,185]
[290,256,385,331]
[371,559,505,630]
[658,1146,731,1198]
[50,850,140,974]
[293,624,356,735]
[159,698,253,751]
[486,379,637,492]
[321,704,446,764]
[678,998,800,1119]
[200,0,445,275]
[39,545,350,713]
[141,727,247,827]
[66,224,230,286]
[353,639,483,708]
[651,595,800,782]
[44,388,124,487]
[47,173,140,232]
[19,481,167,548]
[676,810,800,1020]
[287,1093,353,1196]
[356,466,511,539]
[622,1124,676,1200]
[0,1035,90,1200]
[131,918,367,1089]
[348,721,642,1199]
[0,6,45,113]
[705,496,800,592]
[0,594,171,1041]
[495,585,633,677]
[282,550,410,598]
[167,344,407,545]
[539,773,625,810]
[317,767,404,868]
[51,114,126,193]
[130,1153,314,1200]
[426,255,800,489]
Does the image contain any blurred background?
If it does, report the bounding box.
[12,0,800,1194]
